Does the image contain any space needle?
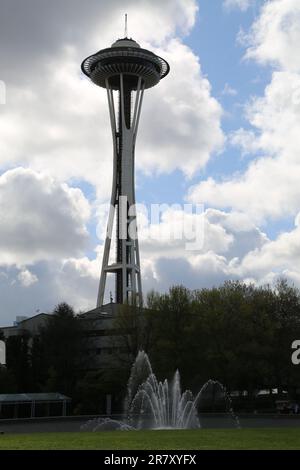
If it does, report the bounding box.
[81,17,170,307]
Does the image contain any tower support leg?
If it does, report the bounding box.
[97,76,144,308]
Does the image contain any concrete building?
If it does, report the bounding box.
[0,303,130,371]
[1,313,50,340]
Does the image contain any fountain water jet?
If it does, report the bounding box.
[125,351,239,429]
[82,351,239,431]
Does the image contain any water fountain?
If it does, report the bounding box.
[126,351,199,429]
[82,351,239,431]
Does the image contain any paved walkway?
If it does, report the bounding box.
[1,414,300,434]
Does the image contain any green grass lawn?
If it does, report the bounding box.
[0,428,300,450]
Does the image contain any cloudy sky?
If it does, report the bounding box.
[0,0,300,325]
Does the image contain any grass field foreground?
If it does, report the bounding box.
[1,428,300,450]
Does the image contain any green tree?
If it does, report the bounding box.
[39,302,83,395]
[270,279,300,396]
[146,285,193,382]
[110,302,155,368]
[6,335,32,391]
[0,368,17,394]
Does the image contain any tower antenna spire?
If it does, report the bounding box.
[124,13,128,37]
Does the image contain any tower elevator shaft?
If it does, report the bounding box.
[97,74,144,307]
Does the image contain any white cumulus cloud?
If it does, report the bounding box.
[189,0,300,223]
[17,269,38,287]
[244,0,300,72]
[223,0,255,12]
[0,168,90,266]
